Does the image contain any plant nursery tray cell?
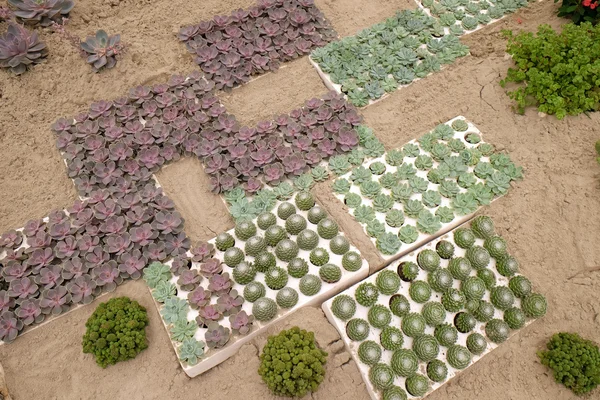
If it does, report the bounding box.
[322,218,544,399]
[329,116,523,264]
[148,195,370,377]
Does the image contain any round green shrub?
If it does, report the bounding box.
[82,297,149,368]
[258,327,327,397]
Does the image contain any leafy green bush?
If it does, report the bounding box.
[82,297,149,368]
[500,23,600,119]
[554,0,600,24]
[596,140,600,164]
[538,332,600,395]
[258,327,328,397]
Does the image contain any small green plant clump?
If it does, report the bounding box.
[82,297,149,368]
[501,23,600,119]
[258,327,328,397]
[554,0,600,25]
[538,332,600,395]
[596,140,600,164]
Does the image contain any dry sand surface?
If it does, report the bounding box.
[1,0,599,399]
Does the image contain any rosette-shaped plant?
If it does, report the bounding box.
[170,319,197,342]
[366,220,386,238]
[0,23,48,75]
[66,275,97,304]
[80,29,125,72]
[160,296,189,325]
[8,0,74,26]
[416,210,442,235]
[329,155,351,175]
[178,338,205,366]
[39,285,71,315]
[486,171,511,195]
[187,286,211,310]
[199,258,223,278]
[258,327,327,397]
[452,192,479,215]
[376,232,401,255]
[216,289,244,316]
[373,194,394,213]
[0,311,24,342]
[151,280,177,303]
[354,205,376,223]
[15,299,44,325]
[205,322,230,349]
[143,262,172,288]
[294,173,315,191]
[177,269,201,291]
[208,272,232,296]
[399,225,419,244]
[229,310,254,335]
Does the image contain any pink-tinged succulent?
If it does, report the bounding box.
[318,138,337,156]
[191,242,215,263]
[0,229,23,250]
[199,258,223,278]
[251,147,275,166]
[100,216,127,235]
[35,265,64,289]
[105,232,132,255]
[77,234,99,253]
[304,150,323,165]
[164,232,191,257]
[85,246,110,269]
[283,154,307,176]
[137,147,165,169]
[216,289,244,316]
[54,236,79,259]
[244,177,263,193]
[84,224,101,237]
[130,223,159,246]
[236,126,258,142]
[48,209,68,224]
[39,285,71,315]
[66,275,97,304]
[76,119,100,137]
[177,269,202,292]
[51,117,72,133]
[23,219,45,237]
[8,277,39,299]
[195,304,223,327]
[169,256,191,275]
[88,189,110,205]
[48,220,72,240]
[15,299,44,325]
[227,143,248,160]
[188,286,212,310]
[208,273,232,296]
[2,261,30,282]
[234,157,258,177]
[8,0,74,26]
[90,147,110,163]
[293,136,313,152]
[143,242,167,261]
[151,195,175,211]
[335,129,359,152]
[275,145,292,160]
[263,162,285,184]
[26,247,55,270]
[0,311,23,342]
[92,261,122,292]
[204,322,230,348]
[88,100,113,119]
[108,141,133,161]
[204,154,229,175]
[2,248,25,263]
[152,211,183,235]
[0,291,15,314]
[229,310,254,335]
[80,30,125,72]
[0,23,48,75]
[93,199,121,220]
[61,257,89,279]
[114,251,144,281]
[324,117,342,133]
[341,109,362,125]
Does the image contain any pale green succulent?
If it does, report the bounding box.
[486,171,511,195]
[170,319,197,342]
[462,16,479,30]
[348,149,366,166]
[329,155,352,176]
[439,12,457,27]
[366,219,386,238]
[376,232,401,255]
[409,176,429,194]
[373,194,395,213]
[294,173,315,191]
[418,133,436,153]
[477,143,495,157]
[381,76,398,92]
[351,167,372,184]
[490,153,513,170]
[391,184,413,203]
[449,24,465,36]
[385,149,404,166]
[457,172,478,188]
[273,182,295,200]
[501,163,524,181]
[422,190,442,208]
[160,297,189,325]
[345,193,362,208]
[360,181,382,199]
[474,161,495,179]
[311,166,329,182]
[414,155,434,170]
[379,172,399,189]
[348,88,369,107]
[403,143,420,157]
[396,163,418,180]
[416,209,442,234]
[460,148,482,166]
[448,138,466,153]
[364,139,386,158]
[398,224,419,243]
[435,206,455,223]
[251,189,277,213]
[439,180,461,199]
[354,205,376,223]
[230,198,259,222]
[369,161,387,175]
[178,338,205,366]
[332,178,352,194]
[442,156,468,178]
[451,192,479,215]
[404,199,425,218]
[467,183,493,205]
[223,187,245,205]
[431,143,452,162]
[152,280,177,303]
[143,262,172,289]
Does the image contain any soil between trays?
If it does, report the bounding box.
[0,1,599,399]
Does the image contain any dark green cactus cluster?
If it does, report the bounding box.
[332,118,523,257]
[328,215,547,397]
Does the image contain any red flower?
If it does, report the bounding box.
[591,1,598,9]
[582,0,591,6]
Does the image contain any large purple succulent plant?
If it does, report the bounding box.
[8,0,74,26]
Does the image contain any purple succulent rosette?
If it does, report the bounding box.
[178,0,336,89]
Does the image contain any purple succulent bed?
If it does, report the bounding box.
[0,69,363,342]
[178,0,336,89]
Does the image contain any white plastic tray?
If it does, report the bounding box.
[322,226,538,399]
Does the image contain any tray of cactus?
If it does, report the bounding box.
[322,215,547,399]
[329,116,523,263]
[146,191,369,377]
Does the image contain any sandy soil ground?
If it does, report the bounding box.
[1,0,599,399]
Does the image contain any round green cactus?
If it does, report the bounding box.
[368,305,392,329]
[413,334,440,362]
[375,270,401,295]
[508,275,532,298]
[256,212,277,230]
[276,287,299,309]
[417,249,441,272]
[380,326,404,351]
[401,312,426,338]
[287,258,308,279]
[253,297,278,322]
[447,344,472,369]
[427,359,448,383]
[409,280,432,303]
[389,294,410,317]
[369,363,395,391]
[405,373,429,397]
[355,282,379,307]
[299,274,322,296]
[358,340,382,366]
[466,332,488,355]
[522,293,547,318]
[434,323,458,347]
[296,229,319,251]
[346,318,370,341]
[319,264,342,284]
[331,295,356,321]
[391,348,419,377]
[235,220,257,240]
[342,251,363,272]
[243,281,266,303]
[422,301,447,327]
[485,319,511,343]
[264,266,289,290]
